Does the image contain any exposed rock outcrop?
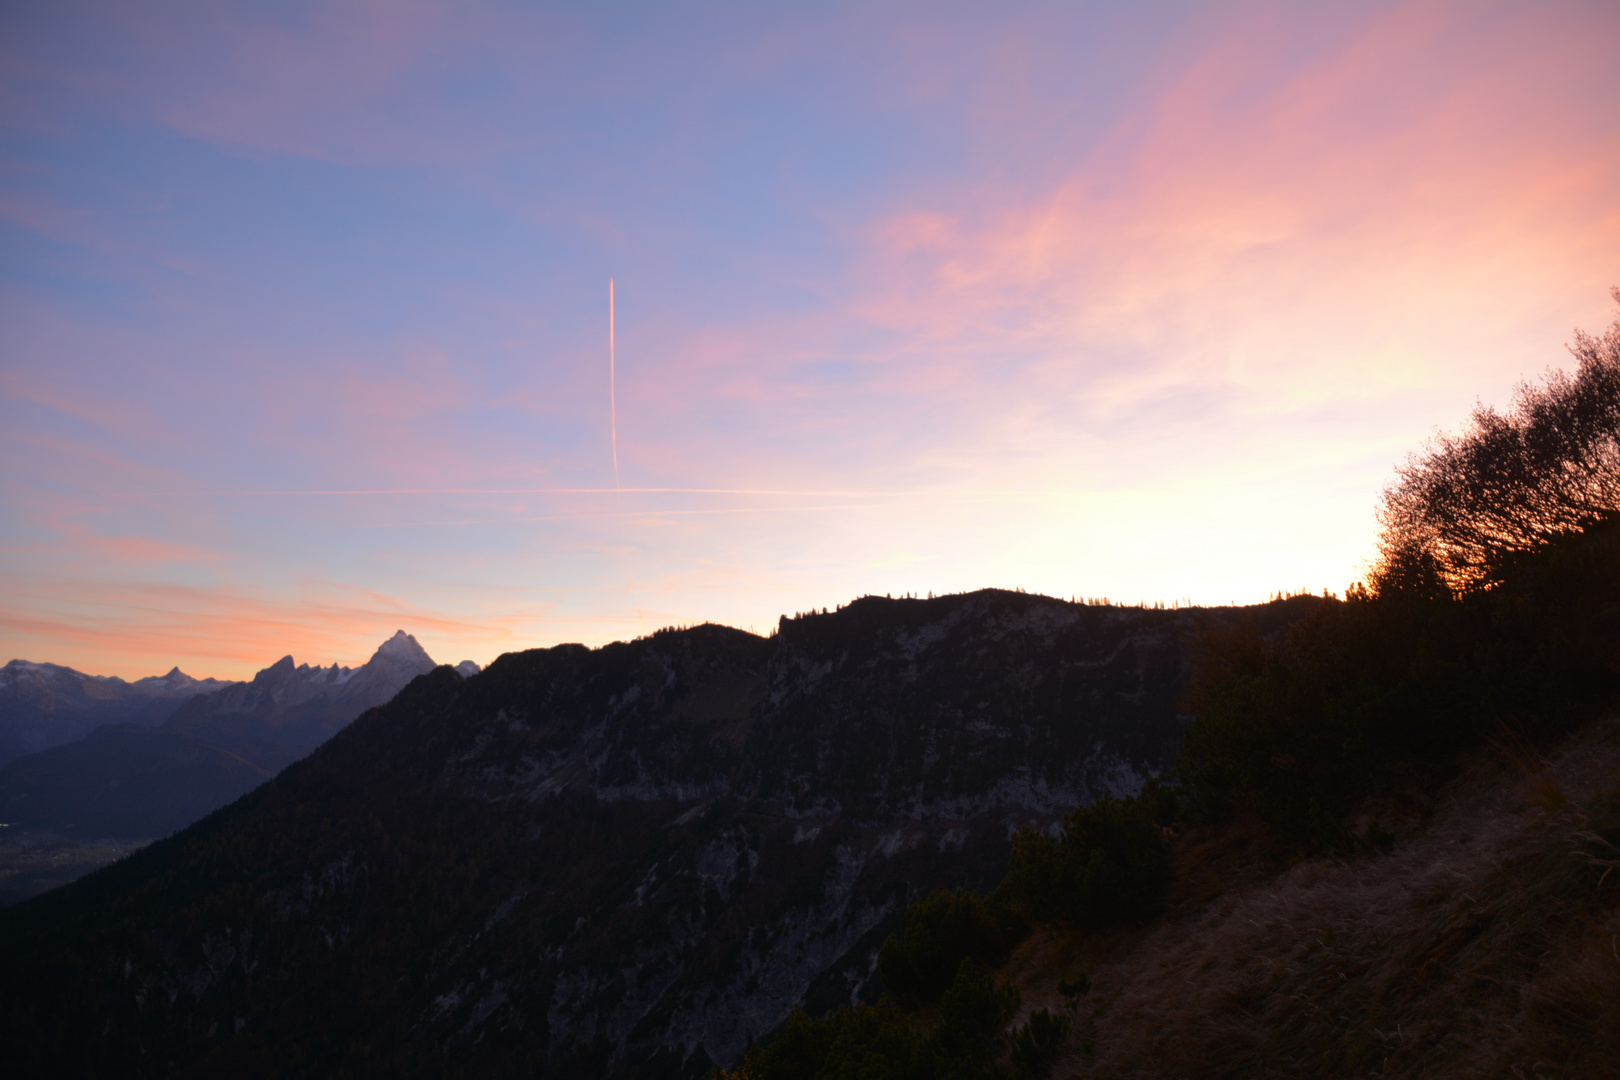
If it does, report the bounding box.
[0,592,1312,1078]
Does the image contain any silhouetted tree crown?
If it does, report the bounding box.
[1374,287,1620,595]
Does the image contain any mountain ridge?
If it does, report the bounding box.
[0,632,469,845]
[0,589,1318,1077]
[162,630,443,771]
[0,659,239,767]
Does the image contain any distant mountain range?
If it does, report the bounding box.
[0,591,1319,1077]
[0,633,477,842]
[0,661,238,767]
[163,630,446,773]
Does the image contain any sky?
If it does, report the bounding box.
[2,0,1617,680]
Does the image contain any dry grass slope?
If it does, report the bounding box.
[1003,715,1620,1080]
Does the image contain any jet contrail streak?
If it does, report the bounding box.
[222,487,1054,498]
[609,278,620,491]
[354,503,878,528]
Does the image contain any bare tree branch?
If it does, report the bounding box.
[1373,289,1620,595]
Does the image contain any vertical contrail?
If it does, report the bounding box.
[610,278,620,490]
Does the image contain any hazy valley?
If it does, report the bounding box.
[0,632,467,902]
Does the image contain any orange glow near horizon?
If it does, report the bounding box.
[2,1,1617,680]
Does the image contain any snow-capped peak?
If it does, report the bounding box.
[369,631,435,669]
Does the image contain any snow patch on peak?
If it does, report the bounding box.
[369,631,435,669]
[455,660,481,677]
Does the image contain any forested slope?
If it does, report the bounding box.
[0,589,1291,1078]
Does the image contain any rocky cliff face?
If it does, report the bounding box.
[472,592,1191,1073]
[0,592,1294,1078]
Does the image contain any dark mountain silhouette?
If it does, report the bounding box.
[0,632,448,842]
[0,661,237,767]
[0,590,1315,1078]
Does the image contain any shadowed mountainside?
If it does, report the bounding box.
[0,726,271,838]
[0,661,237,768]
[0,632,445,847]
[0,589,1313,1078]
[1027,711,1620,1079]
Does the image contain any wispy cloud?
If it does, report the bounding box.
[0,574,642,679]
[2,0,1615,676]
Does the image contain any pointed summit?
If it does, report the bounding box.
[254,656,297,682]
[370,631,433,669]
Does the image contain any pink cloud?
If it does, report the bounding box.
[0,369,186,455]
[0,574,590,680]
[851,0,1620,416]
[5,0,1615,673]
[1,510,222,568]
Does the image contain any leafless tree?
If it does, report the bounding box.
[1375,288,1620,595]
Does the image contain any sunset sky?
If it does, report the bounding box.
[3,0,1617,679]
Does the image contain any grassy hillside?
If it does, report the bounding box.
[1024,712,1620,1078]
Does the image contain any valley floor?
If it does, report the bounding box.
[999,715,1620,1080]
[0,827,151,907]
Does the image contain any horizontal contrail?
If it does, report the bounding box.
[229,487,906,497]
[354,503,879,528]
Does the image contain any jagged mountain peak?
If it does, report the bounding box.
[0,589,1221,1075]
[1,633,455,843]
[370,630,433,669]
[2,659,234,698]
[0,659,242,769]
[258,655,297,678]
